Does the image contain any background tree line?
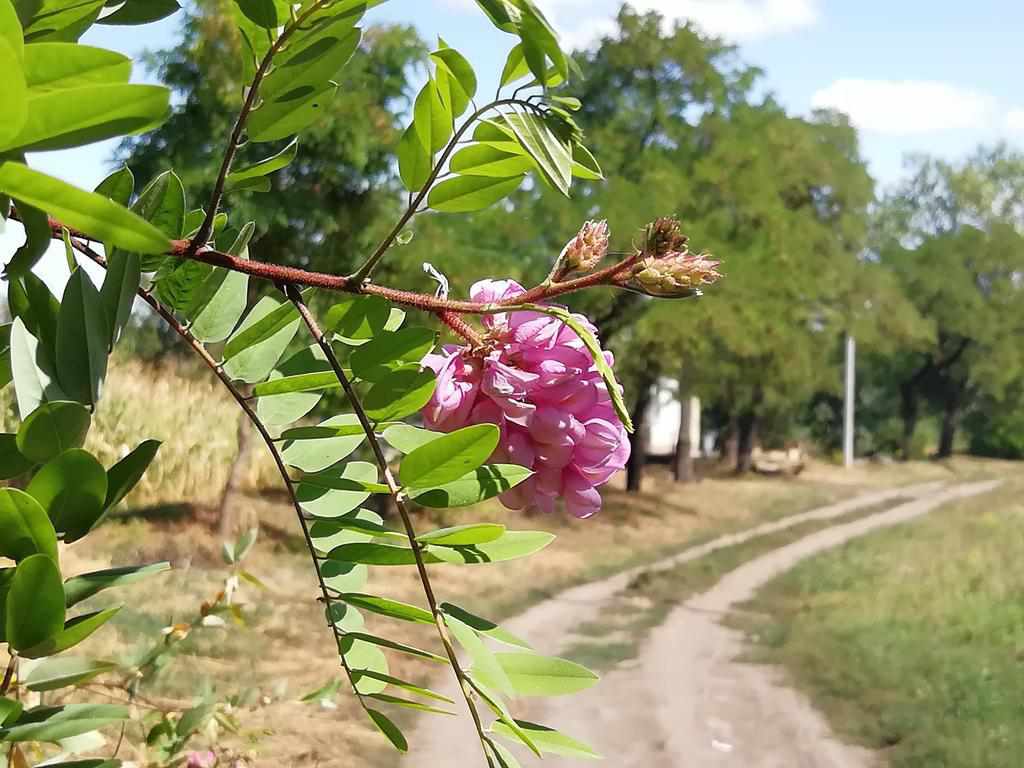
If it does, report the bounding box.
[119,3,1024,492]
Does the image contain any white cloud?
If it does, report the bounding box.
[631,0,819,42]
[811,79,996,136]
[1004,109,1024,135]
[440,0,821,46]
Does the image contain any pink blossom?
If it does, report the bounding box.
[186,751,217,768]
[421,279,630,518]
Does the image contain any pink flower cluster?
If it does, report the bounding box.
[421,279,630,518]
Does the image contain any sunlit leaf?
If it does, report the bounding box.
[427,174,525,213]
[0,488,58,562]
[227,137,298,184]
[0,162,171,254]
[0,703,128,743]
[56,268,108,405]
[363,368,436,421]
[22,43,130,90]
[21,606,121,658]
[412,464,533,508]
[349,327,436,382]
[63,562,170,608]
[16,400,90,464]
[495,652,598,697]
[400,423,499,488]
[26,448,107,543]
[222,296,300,384]
[24,657,118,692]
[365,709,407,752]
[6,554,65,652]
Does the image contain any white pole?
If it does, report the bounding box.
[844,334,856,468]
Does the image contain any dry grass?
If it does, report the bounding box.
[24,359,1002,766]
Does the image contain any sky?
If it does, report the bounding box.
[6,0,1023,290]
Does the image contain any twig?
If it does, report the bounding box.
[18,210,639,316]
[285,286,495,767]
[0,653,17,696]
[191,0,331,251]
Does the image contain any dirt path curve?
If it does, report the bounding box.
[410,480,998,766]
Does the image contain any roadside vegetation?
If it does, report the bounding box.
[734,467,1023,768]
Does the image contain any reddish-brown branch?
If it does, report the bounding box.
[21,211,638,316]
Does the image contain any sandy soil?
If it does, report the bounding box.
[410,480,1000,767]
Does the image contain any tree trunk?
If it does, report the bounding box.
[735,409,758,474]
[899,380,918,462]
[217,410,252,539]
[936,385,963,459]
[626,371,656,493]
[673,387,695,484]
[722,415,738,466]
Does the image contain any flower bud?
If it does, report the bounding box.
[644,217,688,257]
[625,251,722,298]
[557,220,609,276]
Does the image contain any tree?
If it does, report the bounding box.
[872,146,1024,458]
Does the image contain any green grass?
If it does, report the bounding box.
[734,478,1024,768]
[561,499,901,671]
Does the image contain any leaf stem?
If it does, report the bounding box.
[285,286,494,767]
[192,0,330,252]
[349,97,548,285]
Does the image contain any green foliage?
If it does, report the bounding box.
[0,1,612,761]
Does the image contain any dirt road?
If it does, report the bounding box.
[410,480,999,766]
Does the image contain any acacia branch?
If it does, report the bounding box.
[285,286,494,766]
[192,0,330,251]
[70,239,373,720]
[18,208,639,319]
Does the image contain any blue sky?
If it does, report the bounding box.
[7,0,1023,289]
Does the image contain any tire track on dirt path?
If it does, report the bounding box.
[408,480,960,766]
[587,479,999,768]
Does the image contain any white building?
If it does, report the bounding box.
[643,377,701,458]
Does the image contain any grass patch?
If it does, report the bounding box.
[562,499,902,671]
[733,477,1023,768]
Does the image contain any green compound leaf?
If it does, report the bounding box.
[24,657,119,692]
[335,593,433,624]
[411,464,533,508]
[363,368,436,422]
[381,424,444,454]
[440,603,531,649]
[254,343,331,426]
[349,327,436,382]
[324,294,391,343]
[21,606,121,658]
[56,268,109,406]
[365,708,408,752]
[96,0,181,25]
[63,562,171,608]
[0,162,170,255]
[26,448,108,543]
[16,400,91,464]
[0,703,129,743]
[186,221,252,343]
[227,137,298,184]
[222,296,300,384]
[445,612,513,695]
[0,433,34,480]
[399,423,499,489]
[418,524,505,546]
[1,82,170,154]
[281,414,365,472]
[6,553,65,652]
[495,652,599,697]
[103,439,161,513]
[296,461,378,518]
[341,631,447,665]
[491,720,601,759]
[427,173,525,213]
[0,488,58,562]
